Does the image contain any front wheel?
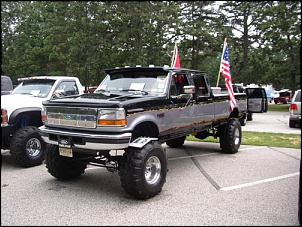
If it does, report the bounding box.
[219,118,242,154]
[45,144,87,180]
[10,126,45,167]
[119,141,167,199]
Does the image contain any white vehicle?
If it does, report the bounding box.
[289,89,301,128]
[1,76,84,167]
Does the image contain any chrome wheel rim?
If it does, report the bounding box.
[234,128,240,145]
[26,138,42,157]
[145,156,161,185]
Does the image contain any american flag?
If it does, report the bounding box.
[220,42,236,111]
[171,43,180,68]
[171,43,182,83]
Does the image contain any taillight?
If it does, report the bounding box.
[290,103,298,111]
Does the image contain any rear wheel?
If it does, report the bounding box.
[166,136,186,148]
[239,114,247,126]
[119,141,167,199]
[219,118,242,154]
[289,119,298,128]
[247,113,253,121]
[45,144,87,180]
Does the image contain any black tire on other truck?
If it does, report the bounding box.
[219,118,242,154]
[45,144,87,180]
[289,119,296,128]
[247,112,253,121]
[119,141,167,200]
[10,126,45,167]
[239,114,247,126]
[166,136,186,148]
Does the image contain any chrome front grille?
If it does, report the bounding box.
[46,107,97,128]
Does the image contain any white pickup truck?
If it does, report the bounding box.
[1,76,84,167]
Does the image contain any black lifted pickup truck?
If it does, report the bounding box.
[39,65,267,199]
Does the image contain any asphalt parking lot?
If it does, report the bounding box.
[1,111,301,226]
[242,111,301,134]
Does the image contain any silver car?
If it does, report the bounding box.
[289,89,301,128]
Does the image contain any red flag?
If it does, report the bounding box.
[171,43,182,83]
[171,43,180,68]
[220,41,236,111]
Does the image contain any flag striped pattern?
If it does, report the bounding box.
[220,42,236,111]
[171,43,180,68]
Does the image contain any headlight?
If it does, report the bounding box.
[97,108,126,126]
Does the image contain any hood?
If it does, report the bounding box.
[1,94,47,116]
[42,92,166,108]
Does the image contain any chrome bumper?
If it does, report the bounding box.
[39,125,132,150]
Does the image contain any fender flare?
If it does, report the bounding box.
[9,107,42,124]
[129,137,158,148]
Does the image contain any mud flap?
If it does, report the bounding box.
[129,137,158,148]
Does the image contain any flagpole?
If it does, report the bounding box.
[216,38,227,87]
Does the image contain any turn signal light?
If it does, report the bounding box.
[97,119,126,126]
[1,109,8,124]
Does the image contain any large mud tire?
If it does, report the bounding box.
[10,126,45,167]
[166,136,186,148]
[219,118,242,154]
[45,144,87,180]
[119,141,167,200]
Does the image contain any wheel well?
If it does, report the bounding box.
[132,121,159,140]
[229,108,239,119]
[14,111,43,128]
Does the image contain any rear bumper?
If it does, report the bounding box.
[38,125,132,151]
[289,114,301,121]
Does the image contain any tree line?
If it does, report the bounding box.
[1,1,300,92]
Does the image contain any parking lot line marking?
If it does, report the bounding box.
[240,147,267,151]
[183,147,221,190]
[168,152,219,161]
[219,172,300,191]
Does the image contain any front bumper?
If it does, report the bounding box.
[1,124,15,138]
[39,125,132,151]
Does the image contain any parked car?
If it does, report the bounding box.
[274,90,292,104]
[1,76,84,167]
[289,89,301,128]
[1,75,13,95]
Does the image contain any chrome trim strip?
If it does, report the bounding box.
[41,136,129,150]
[39,125,132,150]
[39,125,131,139]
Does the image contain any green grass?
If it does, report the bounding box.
[186,104,299,148]
[268,103,290,112]
[186,131,301,149]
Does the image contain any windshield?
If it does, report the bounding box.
[95,71,168,95]
[11,79,55,98]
